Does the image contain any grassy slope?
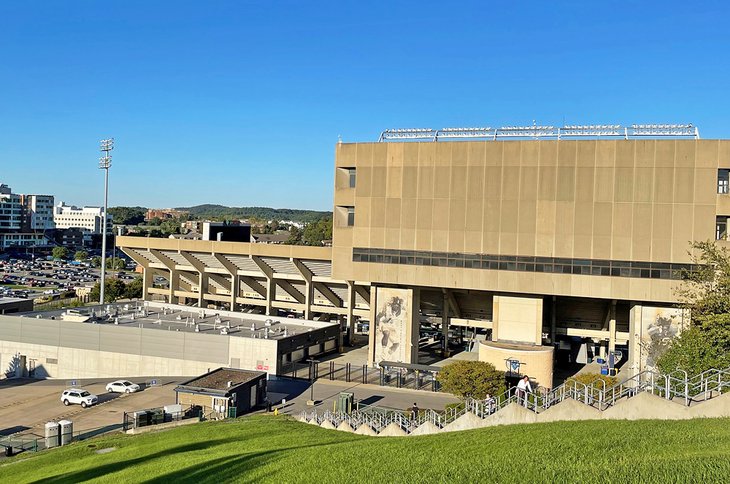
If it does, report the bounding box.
[2,416,729,483]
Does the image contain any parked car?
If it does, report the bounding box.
[105,380,141,393]
[61,389,98,408]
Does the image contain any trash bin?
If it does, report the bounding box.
[5,445,13,457]
[266,400,272,413]
[600,366,609,376]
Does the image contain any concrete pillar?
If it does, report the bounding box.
[230,273,239,312]
[303,279,312,320]
[169,269,179,304]
[265,277,275,315]
[367,285,378,366]
[608,299,617,353]
[628,303,642,377]
[346,281,356,344]
[442,291,449,355]
[142,267,152,300]
[550,295,557,345]
[198,272,208,308]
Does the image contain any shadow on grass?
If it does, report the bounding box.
[33,437,241,484]
[145,442,335,483]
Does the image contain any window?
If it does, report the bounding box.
[717,217,728,241]
[347,207,355,226]
[348,168,356,188]
[718,169,730,194]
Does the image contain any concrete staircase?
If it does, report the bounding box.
[298,366,730,436]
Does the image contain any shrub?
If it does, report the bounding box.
[437,361,505,399]
[566,373,618,389]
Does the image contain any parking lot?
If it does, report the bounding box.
[0,257,134,301]
[0,377,183,439]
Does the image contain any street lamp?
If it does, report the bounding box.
[99,138,114,304]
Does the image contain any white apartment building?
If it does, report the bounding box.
[21,194,55,231]
[0,184,22,232]
[53,202,112,235]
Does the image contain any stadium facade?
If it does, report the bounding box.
[118,128,729,387]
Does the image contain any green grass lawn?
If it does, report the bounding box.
[2,416,729,483]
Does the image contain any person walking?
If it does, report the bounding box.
[517,375,533,407]
[410,402,420,421]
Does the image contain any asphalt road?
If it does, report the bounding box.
[0,377,183,439]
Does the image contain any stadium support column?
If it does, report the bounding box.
[292,258,313,319]
[608,300,617,353]
[550,296,557,344]
[142,267,152,300]
[252,256,275,316]
[367,285,377,366]
[178,251,208,308]
[628,302,642,377]
[169,269,179,304]
[346,281,356,344]
[442,290,449,356]
[214,253,240,312]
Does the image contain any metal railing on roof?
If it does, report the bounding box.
[377,124,700,142]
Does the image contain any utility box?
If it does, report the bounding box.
[134,410,150,428]
[44,421,60,449]
[58,420,73,446]
[337,392,354,414]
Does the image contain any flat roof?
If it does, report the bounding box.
[20,301,337,341]
[178,367,264,392]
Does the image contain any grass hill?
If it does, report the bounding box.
[2,415,729,482]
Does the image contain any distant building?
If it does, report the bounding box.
[0,233,51,249]
[48,228,85,249]
[145,208,188,221]
[53,202,112,234]
[0,184,22,232]
[20,194,55,231]
[250,232,290,244]
[202,221,250,242]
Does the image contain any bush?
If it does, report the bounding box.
[436,361,505,399]
[566,373,618,389]
[657,323,730,375]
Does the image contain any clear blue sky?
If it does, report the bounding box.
[1,1,728,210]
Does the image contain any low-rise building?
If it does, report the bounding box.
[175,367,267,416]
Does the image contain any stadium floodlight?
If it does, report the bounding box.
[436,127,493,140]
[378,128,437,142]
[378,123,700,141]
[98,138,114,304]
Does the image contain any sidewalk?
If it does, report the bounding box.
[272,378,460,416]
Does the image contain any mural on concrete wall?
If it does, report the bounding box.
[640,307,688,371]
[373,288,410,365]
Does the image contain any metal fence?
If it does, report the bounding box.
[122,405,201,431]
[278,361,441,392]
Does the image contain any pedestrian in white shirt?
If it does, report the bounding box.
[516,375,532,407]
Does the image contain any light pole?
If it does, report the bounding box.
[99,138,114,304]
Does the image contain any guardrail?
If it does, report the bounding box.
[301,365,730,435]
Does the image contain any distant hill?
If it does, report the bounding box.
[176,204,331,223]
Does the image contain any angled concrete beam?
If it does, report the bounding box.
[252,256,274,315]
[354,285,370,306]
[178,251,206,273]
[445,289,462,319]
[240,276,267,298]
[178,251,208,307]
[149,249,176,271]
[292,258,313,319]
[214,253,239,310]
[275,279,306,304]
[314,282,343,308]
